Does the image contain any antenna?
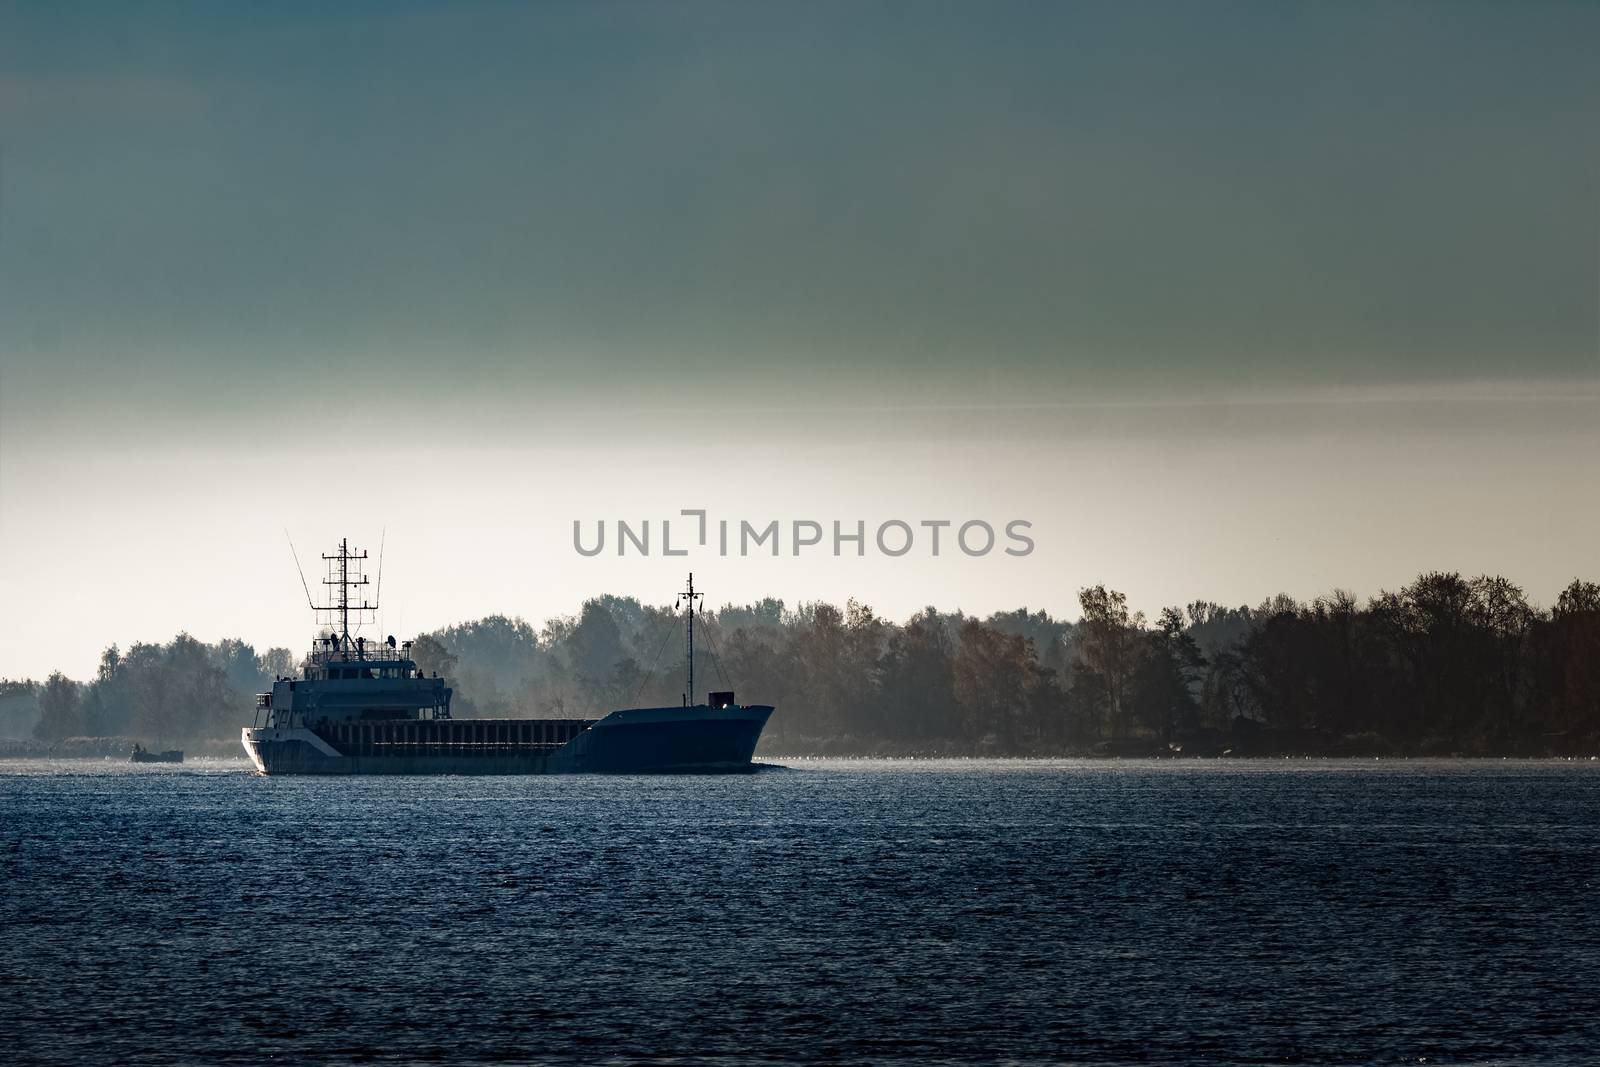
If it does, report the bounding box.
[284,529,315,610]
[374,527,386,626]
[675,572,703,706]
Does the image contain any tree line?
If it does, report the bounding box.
[6,572,1598,756]
[6,638,294,751]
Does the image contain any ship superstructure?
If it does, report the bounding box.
[241,543,772,774]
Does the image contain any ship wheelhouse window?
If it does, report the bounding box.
[342,668,358,679]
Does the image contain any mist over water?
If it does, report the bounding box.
[4,758,1599,1064]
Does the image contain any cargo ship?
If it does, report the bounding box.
[241,539,772,774]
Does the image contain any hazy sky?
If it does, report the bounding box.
[1,2,1596,678]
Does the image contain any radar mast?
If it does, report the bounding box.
[320,538,376,655]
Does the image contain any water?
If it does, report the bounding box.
[3,758,1599,1065]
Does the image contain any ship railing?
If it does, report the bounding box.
[305,640,414,662]
[306,650,418,667]
[368,741,570,751]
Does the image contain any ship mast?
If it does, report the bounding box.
[676,572,702,707]
[321,538,374,655]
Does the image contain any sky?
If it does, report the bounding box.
[1,1,1597,678]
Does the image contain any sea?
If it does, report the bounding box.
[2,758,1598,1065]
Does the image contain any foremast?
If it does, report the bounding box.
[676,572,703,706]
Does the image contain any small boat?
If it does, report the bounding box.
[130,745,183,764]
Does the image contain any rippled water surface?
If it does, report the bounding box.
[3,758,1599,1065]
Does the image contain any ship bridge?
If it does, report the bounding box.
[253,539,452,729]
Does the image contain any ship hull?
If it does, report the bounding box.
[242,704,773,775]
[562,704,773,773]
